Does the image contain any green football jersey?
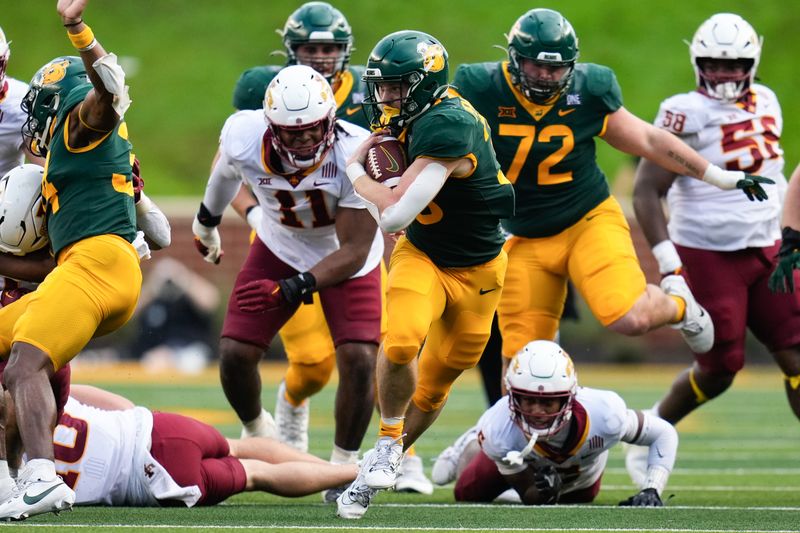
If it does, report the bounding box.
[43,84,137,256]
[404,94,515,267]
[453,61,623,238]
[232,65,371,129]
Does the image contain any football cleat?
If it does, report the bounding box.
[322,483,348,504]
[432,425,479,486]
[363,436,404,490]
[274,381,309,452]
[661,274,715,353]
[394,454,433,495]
[336,451,378,520]
[0,469,74,521]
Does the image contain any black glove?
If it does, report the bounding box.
[618,487,663,507]
[277,272,317,306]
[736,174,774,202]
[769,227,800,293]
[532,464,562,505]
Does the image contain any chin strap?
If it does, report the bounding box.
[503,432,539,467]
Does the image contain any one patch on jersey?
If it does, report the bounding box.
[498,106,517,118]
[567,94,582,106]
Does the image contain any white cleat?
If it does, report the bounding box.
[336,451,378,520]
[240,408,277,439]
[274,381,309,452]
[0,472,75,522]
[394,454,433,495]
[661,274,714,354]
[363,436,404,490]
[431,425,479,486]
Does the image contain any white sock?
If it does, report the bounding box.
[330,445,359,465]
[25,458,56,480]
[243,409,275,437]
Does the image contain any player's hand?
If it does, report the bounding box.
[618,488,663,507]
[769,227,800,293]
[191,217,223,264]
[532,464,562,505]
[132,157,144,204]
[235,278,285,313]
[736,174,774,202]
[346,132,386,168]
[277,272,316,306]
[57,0,88,22]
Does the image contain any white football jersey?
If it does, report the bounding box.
[219,111,383,275]
[0,78,29,175]
[478,388,628,492]
[655,85,786,250]
[54,398,200,507]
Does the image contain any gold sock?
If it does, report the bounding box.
[670,295,686,324]
[378,419,404,441]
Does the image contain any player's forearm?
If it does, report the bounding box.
[201,153,242,216]
[632,159,672,247]
[781,163,800,230]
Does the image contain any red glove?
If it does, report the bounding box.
[235,279,286,313]
[132,157,144,204]
[1,286,32,307]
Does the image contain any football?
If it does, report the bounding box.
[365,136,407,188]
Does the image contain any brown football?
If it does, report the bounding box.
[365,137,407,188]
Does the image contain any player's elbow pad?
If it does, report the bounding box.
[378,162,447,233]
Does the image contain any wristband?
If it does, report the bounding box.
[245,205,263,230]
[651,240,682,275]
[67,25,95,50]
[196,202,222,228]
[63,19,83,27]
[346,162,366,186]
[701,164,740,190]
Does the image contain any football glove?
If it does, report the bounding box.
[192,203,223,264]
[702,165,774,201]
[235,272,316,314]
[736,174,774,202]
[769,227,800,293]
[532,464,562,505]
[132,157,144,204]
[618,487,663,507]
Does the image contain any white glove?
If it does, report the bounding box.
[651,240,682,275]
[131,231,151,261]
[191,217,223,264]
[245,206,263,231]
[701,164,744,190]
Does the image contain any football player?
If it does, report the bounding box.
[431,340,677,506]
[0,382,359,507]
[628,14,800,481]
[452,8,775,380]
[0,0,143,520]
[337,30,515,519]
[192,64,384,502]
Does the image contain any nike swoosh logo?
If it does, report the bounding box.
[23,484,61,505]
[585,214,599,221]
[558,108,576,117]
[345,107,361,116]
[479,288,497,295]
[379,146,400,173]
[313,181,330,186]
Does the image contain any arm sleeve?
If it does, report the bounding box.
[201,148,242,216]
[378,162,448,233]
[621,409,678,493]
[135,193,172,249]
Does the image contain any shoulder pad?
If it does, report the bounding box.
[581,64,615,97]
[453,62,497,97]
[220,110,264,161]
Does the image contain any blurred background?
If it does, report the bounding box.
[4,0,798,368]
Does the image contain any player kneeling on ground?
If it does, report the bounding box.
[432,340,677,506]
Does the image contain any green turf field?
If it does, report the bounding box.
[4,1,798,196]
[11,363,799,532]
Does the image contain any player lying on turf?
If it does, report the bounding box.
[431,340,677,506]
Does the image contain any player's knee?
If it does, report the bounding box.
[692,366,735,401]
[384,340,421,365]
[286,356,335,399]
[219,337,263,369]
[336,342,377,378]
[412,384,450,413]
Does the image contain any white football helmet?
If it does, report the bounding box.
[0,164,48,256]
[689,13,762,102]
[263,64,337,169]
[505,340,578,438]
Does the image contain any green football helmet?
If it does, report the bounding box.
[362,30,449,132]
[507,9,579,104]
[282,2,353,83]
[21,56,89,157]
